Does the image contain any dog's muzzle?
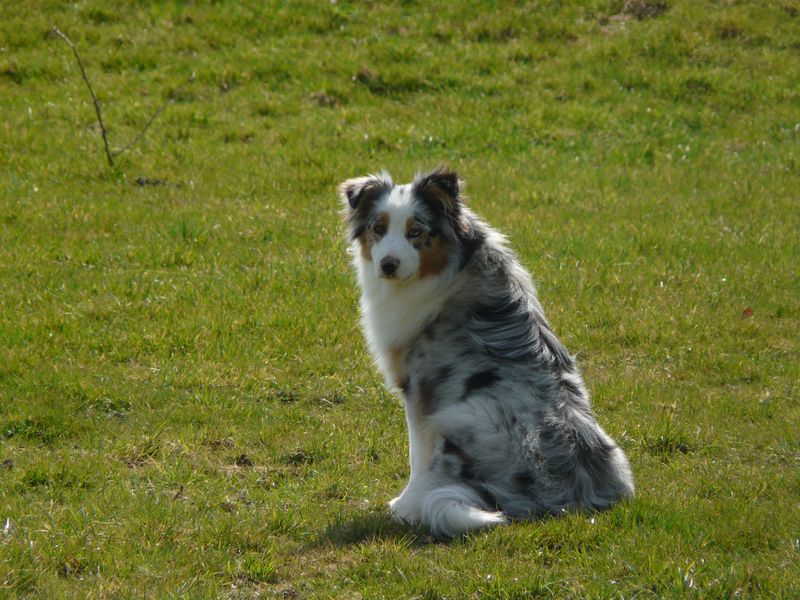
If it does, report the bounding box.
[380,256,400,278]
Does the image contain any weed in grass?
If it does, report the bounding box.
[226,552,278,586]
[642,427,694,458]
[119,431,164,468]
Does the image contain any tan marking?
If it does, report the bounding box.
[387,345,406,392]
[418,235,450,278]
[418,377,436,415]
[358,232,372,261]
[357,213,390,262]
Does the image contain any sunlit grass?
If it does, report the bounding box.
[1,0,799,597]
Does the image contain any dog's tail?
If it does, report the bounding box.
[550,372,636,510]
[421,484,506,539]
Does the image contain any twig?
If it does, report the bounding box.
[51,26,196,167]
[50,26,115,167]
[112,72,196,158]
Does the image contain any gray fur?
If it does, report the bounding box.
[405,225,634,520]
[342,168,634,537]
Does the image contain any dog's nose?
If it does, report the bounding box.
[380,256,400,277]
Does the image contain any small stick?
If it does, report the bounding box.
[112,72,196,158]
[50,26,115,167]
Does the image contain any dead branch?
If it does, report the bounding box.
[50,26,196,167]
[112,72,196,158]
[51,26,114,167]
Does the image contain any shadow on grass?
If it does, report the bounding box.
[314,510,436,548]
[314,506,602,549]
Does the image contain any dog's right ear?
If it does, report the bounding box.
[339,172,394,240]
[338,172,394,211]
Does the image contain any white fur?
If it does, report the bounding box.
[349,194,504,537]
[390,481,506,537]
[356,258,449,381]
[366,185,420,281]
[352,184,460,376]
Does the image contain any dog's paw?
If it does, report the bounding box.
[388,490,422,525]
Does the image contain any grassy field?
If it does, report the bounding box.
[1,0,799,597]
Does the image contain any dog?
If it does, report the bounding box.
[339,167,634,538]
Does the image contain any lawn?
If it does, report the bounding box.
[1,0,799,597]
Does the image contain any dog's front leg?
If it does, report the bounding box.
[389,407,437,524]
[389,477,429,524]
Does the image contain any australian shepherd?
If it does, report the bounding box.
[339,167,634,538]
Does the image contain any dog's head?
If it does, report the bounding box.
[339,167,478,282]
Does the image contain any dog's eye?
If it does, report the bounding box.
[372,222,387,236]
[407,227,423,239]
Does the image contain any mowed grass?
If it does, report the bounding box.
[1,0,799,596]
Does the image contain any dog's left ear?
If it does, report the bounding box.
[412,167,463,216]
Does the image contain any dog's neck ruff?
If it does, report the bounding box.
[355,250,458,363]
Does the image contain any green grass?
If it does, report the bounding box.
[1,0,799,597]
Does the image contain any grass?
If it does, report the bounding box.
[1,0,799,597]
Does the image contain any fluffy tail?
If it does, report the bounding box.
[421,485,506,539]
[547,376,635,511]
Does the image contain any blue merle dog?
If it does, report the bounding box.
[339,167,634,538]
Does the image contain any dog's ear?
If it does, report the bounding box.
[338,172,393,211]
[412,166,463,216]
[339,172,393,240]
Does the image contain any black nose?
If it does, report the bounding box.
[380,256,399,277]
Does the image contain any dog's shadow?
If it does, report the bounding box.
[314,510,437,548]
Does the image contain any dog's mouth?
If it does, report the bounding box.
[377,269,414,282]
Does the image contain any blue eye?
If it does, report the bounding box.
[407,227,422,239]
